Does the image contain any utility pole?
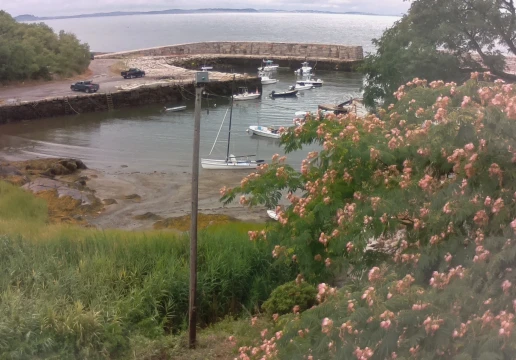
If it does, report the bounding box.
[189,71,208,349]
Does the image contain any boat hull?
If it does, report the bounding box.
[294,85,314,91]
[201,158,262,170]
[164,106,187,112]
[262,79,279,85]
[249,126,281,139]
[267,210,279,221]
[270,90,298,98]
[233,94,261,101]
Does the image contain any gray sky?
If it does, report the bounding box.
[2,0,410,17]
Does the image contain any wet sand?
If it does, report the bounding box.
[74,167,269,230]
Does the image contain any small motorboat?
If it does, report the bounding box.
[296,78,323,87]
[270,89,298,98]
[267,209,279,221]
[163,105,187,112]
[201,66,213,71]
[294,82,314,91]
[259,59,279,71]
[261,74,279,85]
[248,125,281,139]
[233,87,261,101]
[294,111,310,117]
[294,61,312,75]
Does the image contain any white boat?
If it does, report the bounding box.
[294,61,313,75]
[201,156,263,170]
[248,125,281,139]
[297,78,323,87]
[233,87,261,101]
[261,75,279,85]
[293,83,314,91]
[295,111,309,117]
[267,209,279,221]
[201,66,213,71]
[164,105,187,112]
[202,78,265,170]
[259,60,279,71]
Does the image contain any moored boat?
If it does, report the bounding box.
[270,89,298,98]
[294,82,314,91]
[267,209,279,221]
[261,75,279,85]
[259,59,280,71]
[294,61,313,75]
[163,105,187,112]
[248,125,281,139]
[296,78,323,87]
[202,76,265,170]
[233,87,261,101]
[201,156,264,169]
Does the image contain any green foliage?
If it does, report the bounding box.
[0,11,90,82]
[227,77,516,359]
[0,181,47,223]
[262,281,317,315]
[0,197,296,360]
[362,0,516,108]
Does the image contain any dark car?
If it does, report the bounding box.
[121,68,146,79]
[70,81,99,93]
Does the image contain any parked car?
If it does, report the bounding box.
[70,81,99,93]
[121,68,146,79]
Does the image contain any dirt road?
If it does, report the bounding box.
[0,57,248,104]
[0,59,151,103]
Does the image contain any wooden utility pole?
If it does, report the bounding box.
[189,77,205,349]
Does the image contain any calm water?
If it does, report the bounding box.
[38,13,398,53]
[0,70,363,173]
[3,13,391,173]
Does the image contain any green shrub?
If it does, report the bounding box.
[262,281,316,315]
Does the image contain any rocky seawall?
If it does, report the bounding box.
[0,78,261,123]
[96,41,364,61]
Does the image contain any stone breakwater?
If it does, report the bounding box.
[0,78,261,123]
[96,41,364,61]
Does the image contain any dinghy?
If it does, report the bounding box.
[163,105,187,112]
[270,89,298,98]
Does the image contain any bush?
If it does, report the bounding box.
[227,75,516,359]
[262,281,316,315]
[0,11,90,82]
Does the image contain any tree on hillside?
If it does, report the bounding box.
[0,11,90,82]
[362,0,516,108]
[224,74,516,359]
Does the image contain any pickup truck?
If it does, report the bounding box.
[70,81,99,93]
[121,68,146,79]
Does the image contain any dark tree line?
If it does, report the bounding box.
[0,11,90,82]
[362,0,516,107]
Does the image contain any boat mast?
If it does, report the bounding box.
[226,74,235,162]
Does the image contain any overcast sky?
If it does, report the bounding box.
[2,0,410,17]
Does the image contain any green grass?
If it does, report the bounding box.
[0,182,295,359]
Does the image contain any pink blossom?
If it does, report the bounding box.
[502,280,512,294]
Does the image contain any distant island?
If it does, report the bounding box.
[14,8,392,22]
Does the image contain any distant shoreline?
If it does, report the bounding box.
[15,9,401,22]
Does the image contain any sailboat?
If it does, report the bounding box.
[201,76,265,170]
